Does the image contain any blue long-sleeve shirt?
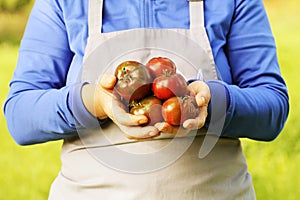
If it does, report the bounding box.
[4,0,289,145]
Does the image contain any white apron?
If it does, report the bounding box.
[49,0,256,199]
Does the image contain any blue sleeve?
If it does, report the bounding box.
[207,0,289,141]
[3,0,96,145]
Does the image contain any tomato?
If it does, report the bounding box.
[129,96,163,125]
[146,57,176,78]
[114,61,152,102]
[152,73,189,100]
[115,61,144,79]
[162,96,199,126]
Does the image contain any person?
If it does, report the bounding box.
[4,0,289,199]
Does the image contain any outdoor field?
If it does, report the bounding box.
[0,0,299,199]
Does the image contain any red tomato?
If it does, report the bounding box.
[152,73,189,100]
[115,61,152,102]
[162,96,199,126]
[129,96,163,125]
[146,57,176,78]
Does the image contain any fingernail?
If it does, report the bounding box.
[201,96,205,103]
[138,118,148,124]
[185,124,192,129]
[149,131,157,136]
[183,121,192,129]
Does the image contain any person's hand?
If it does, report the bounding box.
[81,74,160,140]
[155,81,210,137]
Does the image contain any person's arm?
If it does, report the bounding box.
[4,0,159,145]
[208,0,289,141]
[157,0,289,141]
[3,0,83,145]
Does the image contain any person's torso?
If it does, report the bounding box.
[48,1,256,199]
[63,0,234,85]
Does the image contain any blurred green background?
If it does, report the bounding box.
[0,0,299,199]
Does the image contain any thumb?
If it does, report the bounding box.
[195,94,206,107]
[188,81,210,106]
[99,74,117,89]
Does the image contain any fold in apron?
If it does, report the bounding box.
[49,0,256,199]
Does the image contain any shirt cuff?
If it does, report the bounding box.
[206,79,230,122]
[68,83,107,129]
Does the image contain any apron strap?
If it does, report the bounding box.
[189,0,205,33]
[88,0,204,35]
[88,0,103,36]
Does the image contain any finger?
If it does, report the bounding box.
[155,122,191,137]
[118,124,160,139]
[188,81,210,106]
[188,81,209,95]
[99,74,117,89]
[195,93,206,107]
[183,117,204,130]
[183,106,208,129]
[108,99,149,126]
[98,87,148,126]
[116,113,149,126]
[125,133,160,141]
[155,122,173,133]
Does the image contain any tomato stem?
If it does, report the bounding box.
[162,69,172,77]
[129,100,142,108]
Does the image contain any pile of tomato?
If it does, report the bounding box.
[114,57,199,126]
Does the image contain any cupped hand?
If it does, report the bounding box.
[155,80,210,137]
[81,74,160,140]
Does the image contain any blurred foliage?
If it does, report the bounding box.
[0,0,32,12]
[0,0,32,44]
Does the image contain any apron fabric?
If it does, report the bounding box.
[49,0,256,199]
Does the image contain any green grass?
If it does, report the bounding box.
[0,1,299,199]
[241,1,300,199]
[0,44,62,200]
[0,10,28,44]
